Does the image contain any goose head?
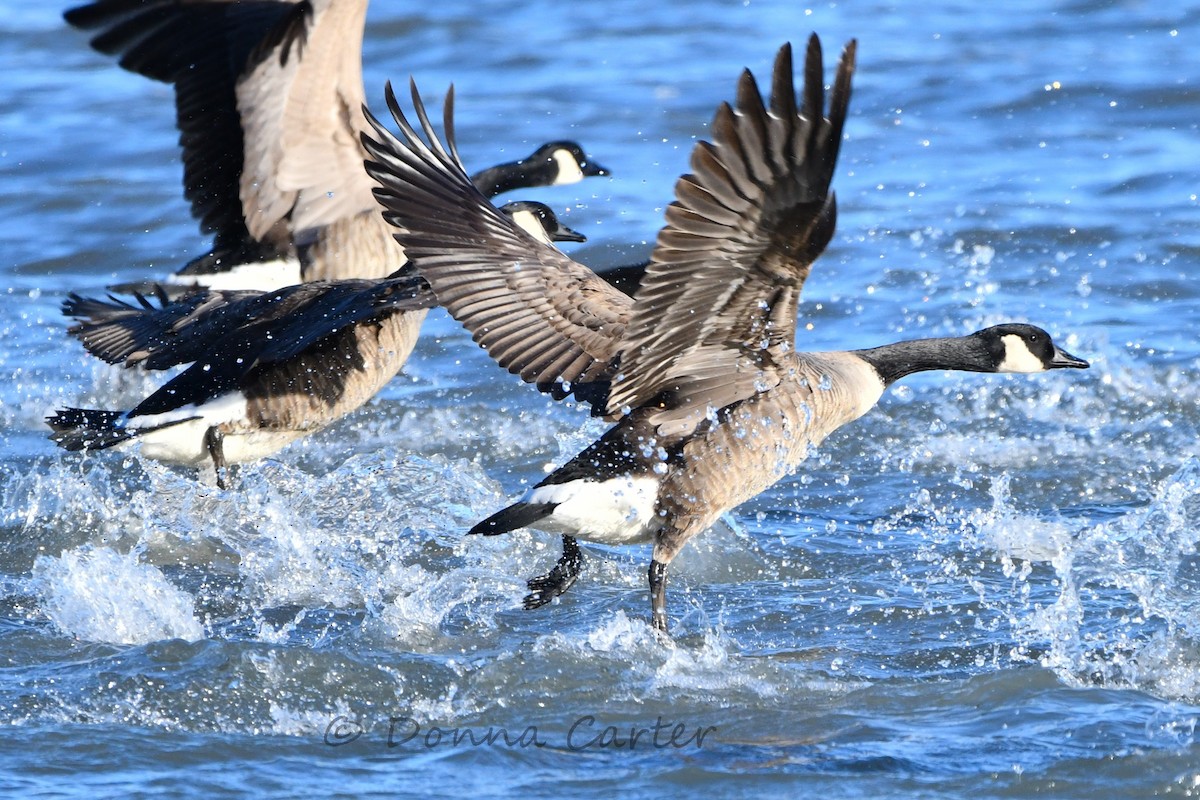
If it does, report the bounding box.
[856,323,1089,385]
[974,323,1089,373]
[527,140,611,185]
[498,200,587,245]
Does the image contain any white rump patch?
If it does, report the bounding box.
[130,391,251,464]
[524,476,660,545]
[551,149,587,186]
[168,257,301,293]
[997,335,1047,373]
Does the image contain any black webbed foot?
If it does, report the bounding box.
[523,535,583,610]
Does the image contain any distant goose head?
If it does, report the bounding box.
[498,200,587,245]
[472,141,610,196]
[857,323,1089,386]
[532,140,611,185]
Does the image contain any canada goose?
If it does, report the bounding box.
[64,0,610,292]
[48,201,585,488]
[359,36,1089,632]
[59,0,608,483]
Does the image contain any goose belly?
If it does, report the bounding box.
[211,428,309,463]
[300,213,407,281]
[240,311,425,430]
[661,373,878,527]
[524,476,661,545]
[134,420,305,465]
[130,392,299,465]
[131,418,215,465]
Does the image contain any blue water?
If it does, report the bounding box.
[2,0,1199,796]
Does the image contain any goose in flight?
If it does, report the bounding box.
[359,35,1088,632]
[64,0,610,292]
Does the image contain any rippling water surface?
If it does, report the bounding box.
[2,1,1199,796]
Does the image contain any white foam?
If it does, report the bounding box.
[1015,459,1200,701]
[530,611,787,697]
[31,546,204,645]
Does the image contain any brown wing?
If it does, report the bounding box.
[63,0,305,256]
[606,36,856,431]
[361,81,631,403]
[237,0,378,243]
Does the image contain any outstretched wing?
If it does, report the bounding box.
[65,0,378,251]
[235,0,380,242]
[607,36,856,431]
[64,0,303,256]
[64,269,434,371]
[361,81,631,404]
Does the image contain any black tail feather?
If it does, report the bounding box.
[45,408,133,451]
[469,502,557,536]
[46,407,194,453]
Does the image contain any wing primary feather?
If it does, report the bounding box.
[605,37,855,423]
[769,41,797,121]
[826,40,857,158]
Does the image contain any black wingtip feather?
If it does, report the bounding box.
[827,39,857,151]
[770,41,797,121]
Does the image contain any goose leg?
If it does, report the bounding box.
[649,559,669,632]
[204,426,229,490]
[524,535,583,610]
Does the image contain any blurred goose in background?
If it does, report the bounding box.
[360,35,1089,632]
[64,0,610,292]
[48,201,585,488]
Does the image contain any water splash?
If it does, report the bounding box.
[30,545,204,645]
[1015,459,1200,701]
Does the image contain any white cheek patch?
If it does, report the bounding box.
[997,335,1047,373]
[551,149,587,186]
[509,209,551,244]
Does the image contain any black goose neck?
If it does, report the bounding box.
[853,335,995,386]
[470,160,553,199]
